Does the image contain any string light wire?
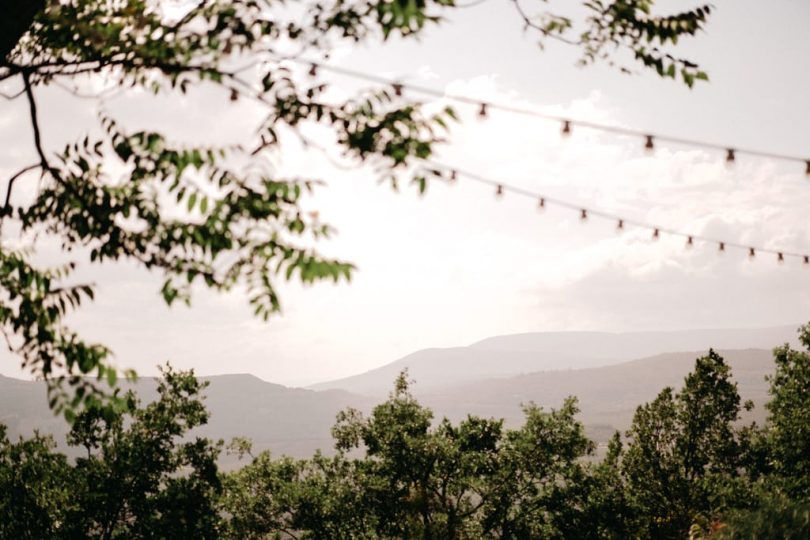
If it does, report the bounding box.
[427,161,810,265]
[287,58,810,171]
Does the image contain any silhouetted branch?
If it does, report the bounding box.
[3,163,40,211]
[22,71,53,175]
[510,0,580,46]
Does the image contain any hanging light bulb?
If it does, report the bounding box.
[806,160,810,176]
[538,197,545,209]
[495,184,504,197]
[718,242,726,252]
[393,83,403,97]
[686,236,694,247]
[777,252,785,263]
[749,247,756,258]
[561,120,571,137]
[580,209,588,220]
[616,219,624,230]
[652,228,660,240]
[804,255,809,265]
[449,170,458,183]
[478,103,488,118]
[644,135,655,153]
[726,148,736,164]
[308,63,318,77]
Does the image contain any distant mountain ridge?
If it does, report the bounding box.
[0,373,374,464]
[419,348,775,434]
[1,325,796,459]
[309,325,798,396]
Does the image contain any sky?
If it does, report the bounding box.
[1,0,809,386]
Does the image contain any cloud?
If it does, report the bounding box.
[1,53,808,386]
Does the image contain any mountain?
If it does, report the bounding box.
[309,325,798,396]
[1,325,794,460]
[0,349,779,458]
[0,373,374,464]
[418,348,775,440]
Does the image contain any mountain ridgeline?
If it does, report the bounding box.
[309,325,797,395]
[1,325,797,459]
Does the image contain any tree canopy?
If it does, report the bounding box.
[1,0,712,414]
[2,324,810,538]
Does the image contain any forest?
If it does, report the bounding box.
[2,324,809,539]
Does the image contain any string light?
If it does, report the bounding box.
[449,169,458,183]
[644,135,655,152]
[726,148,736,164]
[478,103,488,118]
[426,161,810,267]
[393,83,403,97]
[287,58,810,173]
[308,63,318,77]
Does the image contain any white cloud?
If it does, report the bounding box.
[2,21,809,386]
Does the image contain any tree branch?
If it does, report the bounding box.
[3,163,41,212]
[510,0,579,46]
[22,71,53,175]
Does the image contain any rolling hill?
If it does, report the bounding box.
[417,348,775,439]
[309,325,797,396]
[1,349,782,459]
[0,374,374,463]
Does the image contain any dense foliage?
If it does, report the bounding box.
[1,0,712,415]
[2,324,809,538]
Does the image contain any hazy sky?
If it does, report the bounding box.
[1,0,809,385]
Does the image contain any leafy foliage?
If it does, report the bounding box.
[0,364,223,538]
[621,350,748,538]
[759,323,810,498]
[3,325,810,537]
[1,0,712,414]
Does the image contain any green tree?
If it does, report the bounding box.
[222,448,376,539]
[622,350,748,538]
[61,365,223,538]
[330,371,495,538]
[5,334,810,538]
[0,426,74,539]
[712,494,810,540]
[758,323,810,498]
[0,0,712,413]
[576,432,638,539]
[0,365,223,539]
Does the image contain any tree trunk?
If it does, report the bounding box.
[1,0,45,63]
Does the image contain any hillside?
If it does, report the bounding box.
[1,347,779,458]
[418,348,775,440]
[0,374,374,463]
[310,326,797,396]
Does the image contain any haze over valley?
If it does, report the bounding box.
[2,325,795,461]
